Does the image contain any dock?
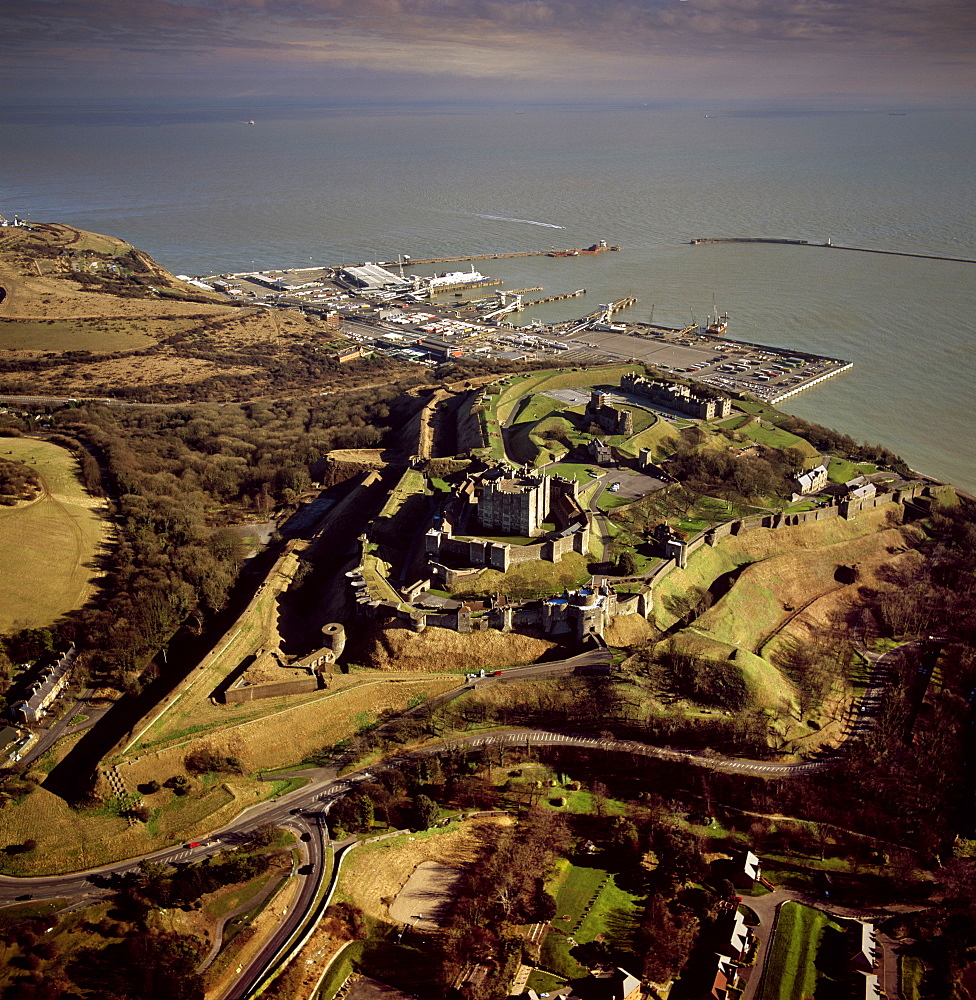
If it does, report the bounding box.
[522,288,586,307]
[691,237,976,265]
[586,296,636,321]
[388,250,564,266]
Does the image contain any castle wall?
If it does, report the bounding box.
[223,675,320,704]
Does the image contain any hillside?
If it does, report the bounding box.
[0,222,412,401]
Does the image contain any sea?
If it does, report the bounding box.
[1,100,974,491]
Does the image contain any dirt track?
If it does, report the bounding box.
[388,860,462,930]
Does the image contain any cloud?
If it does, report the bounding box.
[4,0,975,100]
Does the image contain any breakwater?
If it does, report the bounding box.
[690,237,976,265]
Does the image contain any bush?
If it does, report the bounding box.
[184,748,243,776]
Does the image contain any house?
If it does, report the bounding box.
[717,908,752,962]
[9,645,76,725]
[849,921,877,974]
[696,908,753,1000]
[731,849,761,890]
[708,954,739,1000]
[330,345,364,364]
[588,438,613,465]
[862,972,883,999]
[0,725,25,762]
[794,464,828,494]
[840,475,878,502]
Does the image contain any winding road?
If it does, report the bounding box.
[0,638,934,997]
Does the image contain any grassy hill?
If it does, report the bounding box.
[0,222,410,401]
[0,437,109,632]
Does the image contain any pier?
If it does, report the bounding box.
[388,250,568,266]
[522,288,586,307]
[690,237,976,265]
[590,295,637,320]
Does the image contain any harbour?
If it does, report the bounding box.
[200,250,853,407]
[5,102,972,492]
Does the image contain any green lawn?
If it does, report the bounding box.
[540,861,640,978]
[525,969,568,993]
[826,456,880,483]
[444,552,592,600]
[0,437,110,632]
[544,461,603,484]
[596,492,634,511]
[900,954,924,1000]
[737,420,820,464]
[315,940,365,999]
[758,901,841,1000]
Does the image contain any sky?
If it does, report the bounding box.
[3,0,976,107]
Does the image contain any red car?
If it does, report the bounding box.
[185,842,201,849]
[491,670,503,677]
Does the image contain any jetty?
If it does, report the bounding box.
[690,237,976,265]
[523,288,586,307]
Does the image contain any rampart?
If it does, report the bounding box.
[222,675,319,704]
[346,454,938,653]
[456,389,496,454]
[645,483,931,590]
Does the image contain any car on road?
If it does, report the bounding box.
[185,842,201,848]
[491,670,504,676]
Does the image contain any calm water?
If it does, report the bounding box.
[2,103,974,489]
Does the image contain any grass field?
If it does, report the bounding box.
[826,456,881,483]
[335,818,505,923]
[0,316,160,352]
[494,365,641,426]
[736,419,821,465]
[758,901,841,1000]
[525,969,568,993]
[900,954,924,1000]
[0,437,109,632]
[648,504,915,743]
[540,860,640,978]
[118,673,457,779]
[614,417,681,460]
[445,552,592,600]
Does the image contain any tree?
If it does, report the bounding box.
[616,551,638,577]
[138,859,171,883]
[248,822,279,848]
[411,794,439,830]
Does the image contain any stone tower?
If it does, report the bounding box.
[321,623,346,659]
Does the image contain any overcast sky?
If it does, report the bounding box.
[5,0,975,106]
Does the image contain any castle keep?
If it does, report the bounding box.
[425,466,590,576]
[478,470,551,537]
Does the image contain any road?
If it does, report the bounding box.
[10,687,112,772]
[0,639,934,996]
[739,889,908,1000]
[0,639,903,908]
[219,813,328,1000]
[0,723,833,907]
